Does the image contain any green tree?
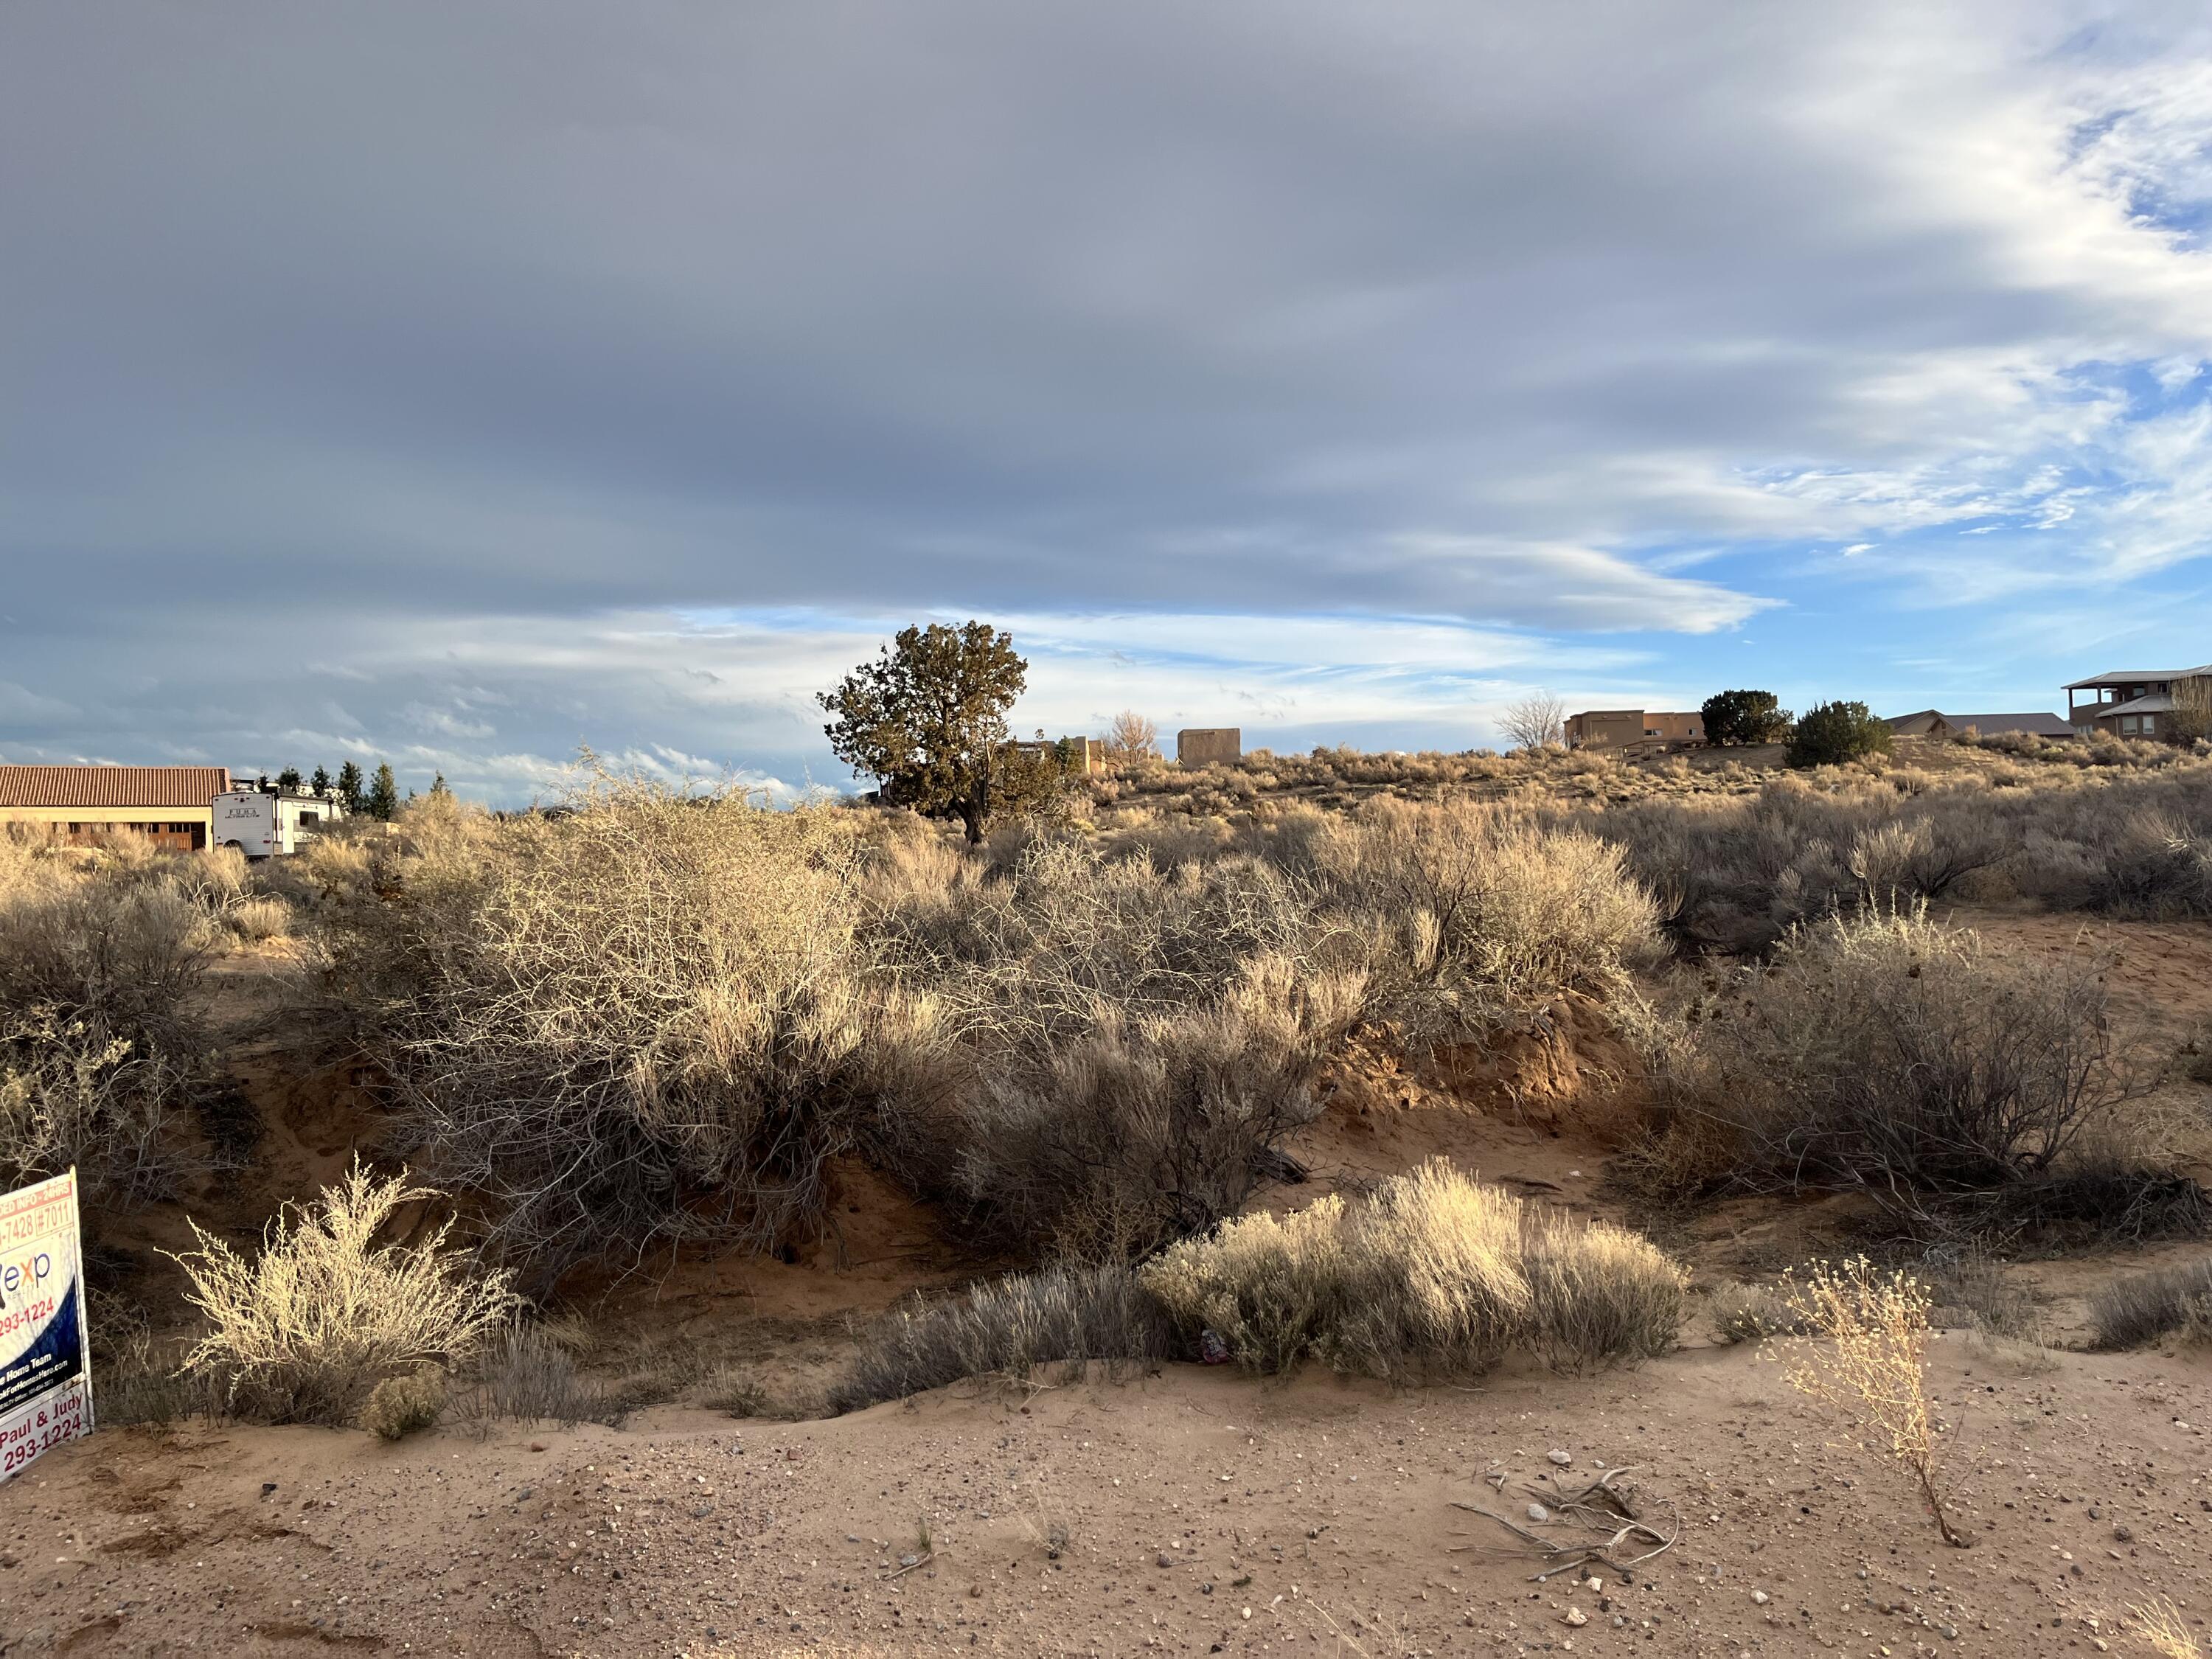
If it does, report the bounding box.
[366,762,400,821]
[430,772,451,798]
[1702,689,1792,747]
[276,766,303,790]
[310,765,333,796]
[818,621,1054,844]
[335,761,366,815]
[1787,700,1892,768]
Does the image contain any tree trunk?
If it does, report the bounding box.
[958,800,985,844]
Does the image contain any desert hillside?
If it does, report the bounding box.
[7,734,2212,1656]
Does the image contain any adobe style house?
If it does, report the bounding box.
[1886,710,2074,740]
[1176,727,1242,765]
[0,764,233,849]
[1562,709,1704,751]
[2064,665,2212,739]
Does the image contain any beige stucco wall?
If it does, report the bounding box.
[1177,728,1242,765]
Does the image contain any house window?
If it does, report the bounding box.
[2121,716,2140,734]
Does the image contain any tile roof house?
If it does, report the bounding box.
[0,765,232,849]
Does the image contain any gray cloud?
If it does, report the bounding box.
[4,1,2211,791]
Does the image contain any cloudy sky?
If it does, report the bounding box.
[5,1,2211,799]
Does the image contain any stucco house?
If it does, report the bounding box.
[1562,709,1704,751]
[2064,666,2212,739]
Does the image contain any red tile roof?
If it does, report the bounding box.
[0,765,232,810]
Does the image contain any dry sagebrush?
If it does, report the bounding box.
[1654,905,2171,1233]
[338,774,943,1287]
[0,868,220,1210]
[173,1161,518,1424]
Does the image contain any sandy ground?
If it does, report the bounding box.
[9,1339,2212,1657]
[11,905,2212,1655]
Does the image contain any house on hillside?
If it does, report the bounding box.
[1886,710,2074,740]
[2063,665,2212,739]
[0,764,233,849]
[1562,709,1704,751]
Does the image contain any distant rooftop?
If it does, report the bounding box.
[0,764,233,810]
[2063,665,2212,690]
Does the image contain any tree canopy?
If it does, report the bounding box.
[1787,700,1892,768]
[1700,689,1792,746]
[818,621,1057,843]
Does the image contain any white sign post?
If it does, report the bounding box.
[0,1169,94,1484]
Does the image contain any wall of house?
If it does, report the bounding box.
[1,805,212,850]
[1564,711,1645,748]
[1177,728,1242,765]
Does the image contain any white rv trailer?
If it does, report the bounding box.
[211,788,344,858]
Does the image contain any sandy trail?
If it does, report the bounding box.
[7,1340,2212,1657]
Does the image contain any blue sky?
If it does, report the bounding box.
[4,1,2211,800]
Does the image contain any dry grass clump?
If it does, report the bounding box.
[335,768,939,1287]
[1134,1197,1349,1374]
[1706,1281,1812,1345]
[172,1161,519,1425]
[1653,905,2174,1234]
[2131,1595,2205,1657]
[835,1262,1172,1410]
[2088,1259,2212,1350]
[1141,1161,1685,1379]
[451,1321,605,1427]
[1778,1256,1969,1547]
[1295,799,1664,1050]
[361,1368,447,1439]
[1523,1211,1691,1371]
[1328,1161,1534,1377]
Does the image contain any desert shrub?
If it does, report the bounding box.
[1706,1281,1811,1345]
[1788,700,1893,768]
[361,1368,447,1439]
[0,875,216,1209]
[1664,906,2160,1220]
[2087,1259,2212,1349]
[0,1010,195,1205]
[453,1321,603,1427]
[1522,1211,1688,1371]
[1295,798,1664,1048]
[172,1161,518,1424]
[1141,1161,1683,1378]
[866,837,1363,1256]
[933,956,1360,1257]
[835,1262,1172,1410]
[1779,1257,1968,1546]
[1328,1161,1534,1378]
[1138,1197,1349,1374]
[336,771,939,1287]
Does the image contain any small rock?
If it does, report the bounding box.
[1241,1607,1253,1621]
[1158,1553,1172,1568]
[900,1554,919,1568]
[1752,1590,1770,1606]
[1526,1503,1551,1523]
[1563,1606,1588,1627]
[1548,1450,1573,1467]
[2114,1524,2134,1541]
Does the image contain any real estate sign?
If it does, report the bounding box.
[0,1169,93,1484]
